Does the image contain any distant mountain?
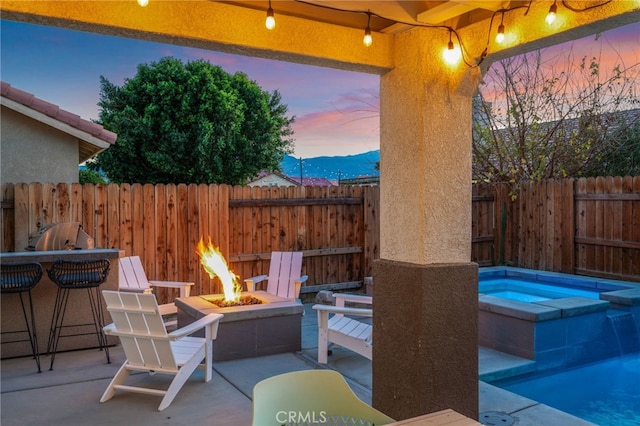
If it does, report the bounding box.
[281,150,380,181]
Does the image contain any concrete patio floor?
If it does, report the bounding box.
[1,304,596,426]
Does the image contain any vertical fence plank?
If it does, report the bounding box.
[165,183,179,281]
[106,184,120,249]
[119,183,132,256]
[141,184,155,273]
[632,177,640,278]
[561,179,574,273]
[621,177,634,277]
[131,183,144,257]
[594,177,606,273]
[70,183,83,224]
[94,184,108,249]
[82,184,95,241]
[187,184,201,294]
[1,184,15,251]
[363,185,379,276]
[15,183,30,250]
[176,183,189,281]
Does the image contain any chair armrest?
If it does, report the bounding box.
[293,275,308,298]
[168,313,224,340]
[334,293,373,307]
[103,322,116,335]
[244,275,268,292]
[312,304,373,318]
[149,280,194,298]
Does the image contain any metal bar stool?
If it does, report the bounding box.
[46,258,111,370]
[0,262,44,373]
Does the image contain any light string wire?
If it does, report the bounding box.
[287,0,618,68]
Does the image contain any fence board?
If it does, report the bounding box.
[119,183,132,255]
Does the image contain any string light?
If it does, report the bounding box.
[266,0,276,30]
[363,12,373,47]
[546,1,558,25]
[137,0,148,6]
[258,0,620,68]
[495,13,505,44]
[443,30,461,65]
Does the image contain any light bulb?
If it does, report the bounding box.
[443,40,461,65]
[137,0,148,6]
[495,24,505,44]
[546,2,557,25]
[265,7,275,30]
[363,12,372,47]
[363,27,372,47]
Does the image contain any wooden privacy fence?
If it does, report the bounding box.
[482,176,640,282]
[1,183,379,302]
[2,177,639,304]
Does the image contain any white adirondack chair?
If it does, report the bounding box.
[118,256,193,320]
[100,290,223,411]
[244,251,307,300]
[313,293,373,364]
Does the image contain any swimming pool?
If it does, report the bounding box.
[479,267,634,303]
[478,267,640,370]
[480,278,601,302]
[491,354,640,426]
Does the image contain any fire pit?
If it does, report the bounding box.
[176,291,303,361]
[176,238,303,361]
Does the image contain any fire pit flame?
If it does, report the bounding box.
[196,237,242,303]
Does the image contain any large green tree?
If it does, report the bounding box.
[90,57,295,184]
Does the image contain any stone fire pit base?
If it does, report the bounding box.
[175,291,303,361]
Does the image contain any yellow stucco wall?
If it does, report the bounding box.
[1,106,79,184]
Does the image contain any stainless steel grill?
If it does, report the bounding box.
[27,222,95,251]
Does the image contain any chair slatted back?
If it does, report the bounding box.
[102,290,177,371]
[266,252,302,299]
[119,256,151,293]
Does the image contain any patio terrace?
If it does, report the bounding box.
[1,303,595,426]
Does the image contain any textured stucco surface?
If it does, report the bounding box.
[1,107,79,183]
[380,27,473,265]
[372,260,479,420]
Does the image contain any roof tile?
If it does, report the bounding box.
[1,81,116,147]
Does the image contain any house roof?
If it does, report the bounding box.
[288,176,334,186]
[0,81,116,163]
[249,171,335,187]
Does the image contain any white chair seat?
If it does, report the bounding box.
[313,293,373,363]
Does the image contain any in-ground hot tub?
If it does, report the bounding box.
[478,267,640,375]
[176,290,303,362]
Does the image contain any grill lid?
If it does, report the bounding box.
[27,222,95,251]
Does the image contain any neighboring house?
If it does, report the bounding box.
[339,175,379,186]
[248,171,334,187]
[0,81,116,184]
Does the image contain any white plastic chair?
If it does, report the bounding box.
[118,256,193,321]
[100,290,223,411]
[313,293,373,363]
[244,251,307,299]
[252,369,394,426]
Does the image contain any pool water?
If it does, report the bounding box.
[493,354,640,426]
[479,278,601,302]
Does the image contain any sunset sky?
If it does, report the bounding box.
[1,19,638,158]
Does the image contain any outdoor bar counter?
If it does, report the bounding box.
[1,248,123,359]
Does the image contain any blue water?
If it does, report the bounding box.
[494,354,640,425]
[480,278,601,302]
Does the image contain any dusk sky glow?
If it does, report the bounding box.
[1,19,638,158]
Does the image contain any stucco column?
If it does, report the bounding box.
[373,27,479,420]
